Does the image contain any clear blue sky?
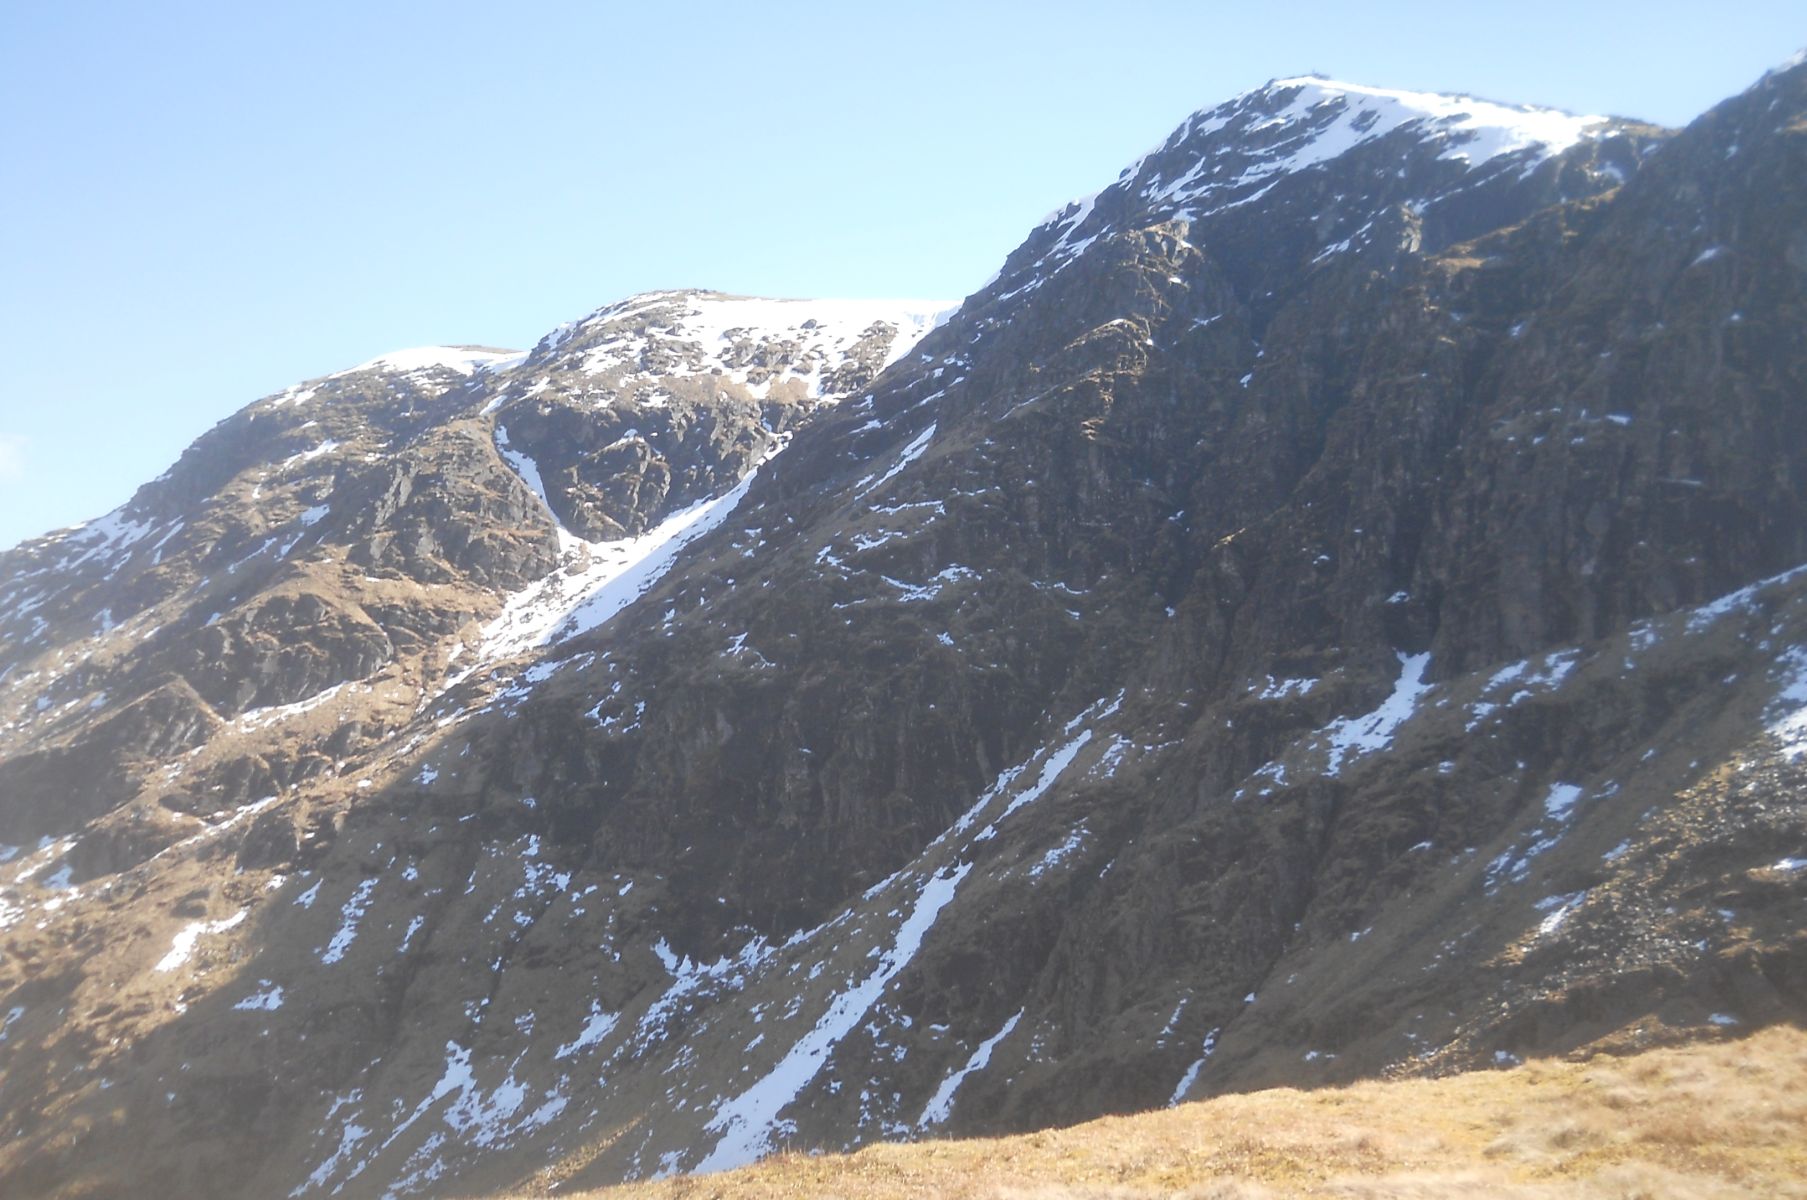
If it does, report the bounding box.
[1,1,1798,550]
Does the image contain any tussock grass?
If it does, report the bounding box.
[516,1025,1807,1199]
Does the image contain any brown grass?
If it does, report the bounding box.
[512,1025,1807,1200]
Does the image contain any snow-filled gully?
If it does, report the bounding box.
[475,429,786,666]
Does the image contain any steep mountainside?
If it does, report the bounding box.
[3,64,1806,1199]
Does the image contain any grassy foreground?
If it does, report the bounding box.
[521,1025,1807,1199]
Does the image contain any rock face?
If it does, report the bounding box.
[3,65,1807,1200]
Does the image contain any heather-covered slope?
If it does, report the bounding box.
[3,65,1807,1200]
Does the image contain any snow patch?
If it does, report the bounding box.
[281,440,341,470]
[554,1002,619,1060]
[1323,652,1433,774]
[154,910,248,973]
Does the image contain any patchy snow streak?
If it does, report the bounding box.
[856,422,937,501]
[918,1009,1023,1127]
[321,879,377,965]
[1170,1028,1220,1105]
[696,861,972,1173]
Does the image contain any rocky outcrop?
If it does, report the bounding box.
[347,421,563,589]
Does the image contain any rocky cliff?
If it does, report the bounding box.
[2,64,1805,1199]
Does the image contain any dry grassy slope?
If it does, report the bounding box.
[533,1026,1807,1200]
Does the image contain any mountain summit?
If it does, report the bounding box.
[2,62,1805,1199]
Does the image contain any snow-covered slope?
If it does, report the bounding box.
[1124,75,1609,212]
[332,345,527,380]
[991,74,1643,300]
[530,291,955,402]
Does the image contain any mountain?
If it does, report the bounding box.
[3,62,1806,1199]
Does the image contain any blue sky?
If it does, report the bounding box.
[1,1,1799,550]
